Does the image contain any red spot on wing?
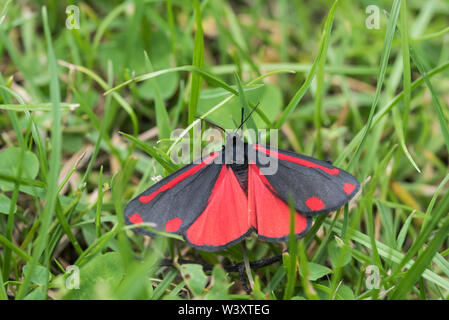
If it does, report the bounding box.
[186,166,250,247]
[129,213,143,224]
[248,163,308,238]
[305,197,325,211]
[139,152,219,204]
[165,217,183,232]
[253,145,339,175]
[344,183,356,195]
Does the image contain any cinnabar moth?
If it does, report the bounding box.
[124,117,360,252]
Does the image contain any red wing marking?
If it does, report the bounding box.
[165,218,183,232]
[185,166,250,247]
[344,183,355,195]
[248,163,308,238]
[305,197,325,211]
[253,145,339,176]
[139,152,219,204]
[129,213,143,225]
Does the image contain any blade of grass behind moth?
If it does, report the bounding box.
[104,65,237,96]
[409,42,449,155]
[329,147,396,299]
[412,26,449,42]
[96,166,104,239]
[54,200,83,255]
[392,106,420,172]
[400,0,412,134]
[92,1,130,56]
[0,0,12,25]
[165,69,281,153]
[114,238,167,299]
[297,240,319,300]
[80,60,114,186]
[274,0,338,129]
[144,51,171,140]
[313,13,332,159]
[74,226,119,267]
[283,196,297,300]
[0,85,48,180]
[120,131,177,173]
[0,102,79,111]
[0,233,32,263]
[0,31,43,100]
[166,0,177,63]
[325,219,449,292]
[2,130,26,283]
[235,72,257,133]
[389,0,420,173]
[189,0,204,128]
[311,208,342,264]
[105,57,284,103]
[151,268,178,300]
[0,269,6,300]
[113,157,138,270]
[125,0,143,68]
[58,60,139,137]
[189,0,205,162]
[396,210,414,251]
[347,0,401,170]
[391,217,449,299]
[214,1,260,76]
[0,82,24,148]
[387,186,449,283]
[16,7,62,300]
[362,145,399,269]
[420,172,449,231]
[335,61,449,167]
[0,78,27,284]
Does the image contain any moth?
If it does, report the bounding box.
[125,112,360,252]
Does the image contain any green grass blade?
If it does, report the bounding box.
[347,0,401,169]
[16,7,62,299]
[275,0,338,129]
[189,0,205,127]
[144,51,172,140]
[391,218,449,299]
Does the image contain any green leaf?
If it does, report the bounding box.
[197,84,278,130]
[0,147,39,191]
[179,264,207,297]
[335,284,355,300]
[23,264,50,286]
[300,263,333,281]
[204,265,231,300]
[252,276,267,300]
[328,238,352,268]
[61,252,125,299]
[23,287,46,300]
[0,193,16,214]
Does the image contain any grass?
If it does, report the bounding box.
[0,0,449,300]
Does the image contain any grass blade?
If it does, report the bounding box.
[16,7,62,299]
[275,0,338,129]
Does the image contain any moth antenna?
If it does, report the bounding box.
[195,115,226,133]
[235,102,261,134]
[240,108,244,136]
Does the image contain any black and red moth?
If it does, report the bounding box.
[124,132,360,252]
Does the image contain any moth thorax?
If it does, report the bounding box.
[224,133,245,165]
